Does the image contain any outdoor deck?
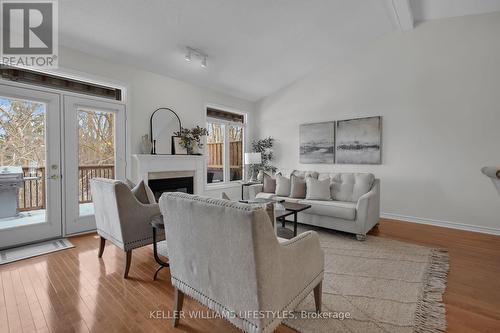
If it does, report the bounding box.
[18,165,114,212]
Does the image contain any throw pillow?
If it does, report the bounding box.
[306,178,332,201]
[124,179,136,189]
[263,172,276,193]
[290,175,306,198]
[131,180,157,204]
[275,175,291,197]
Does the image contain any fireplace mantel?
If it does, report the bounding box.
[133,154,205,195]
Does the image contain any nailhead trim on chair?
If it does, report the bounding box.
[165,192,262,212]
[171,270,324,333]
[97,229,123,248]
[260,270,324,332]
[97,229,165,251]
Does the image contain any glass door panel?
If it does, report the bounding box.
[0,84,61,249]
[64,96,125,235]
[207,122,225,183]
[228,125,243,181]
[78,109,116,217]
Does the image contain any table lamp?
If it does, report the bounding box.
[244,152,262,182]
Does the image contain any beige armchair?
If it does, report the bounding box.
[160,192,324,333]
[91,178,162,278]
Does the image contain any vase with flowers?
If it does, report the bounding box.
[174,125,209,155]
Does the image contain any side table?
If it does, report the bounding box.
[150,214,169,280]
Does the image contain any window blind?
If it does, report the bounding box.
[207,107,244,123]
[0,65,122,101]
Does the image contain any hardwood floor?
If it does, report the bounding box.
[0,219,499,333]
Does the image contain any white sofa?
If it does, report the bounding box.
[248,171,380,240]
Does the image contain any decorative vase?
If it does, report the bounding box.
[140,134,153,154]
[192,144,204,155]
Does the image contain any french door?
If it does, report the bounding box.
[64,96,126,234]
[0,84,62,249]
[0,83,126,249]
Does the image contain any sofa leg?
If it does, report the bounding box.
[98,237,106,258]
[123,250,132,278]
[172,288,185,327]
[313,281,322,313]
[356,234,367,241]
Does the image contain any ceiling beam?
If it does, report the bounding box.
[390,0,414,31]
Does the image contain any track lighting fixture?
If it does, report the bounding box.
[184,47,208,69]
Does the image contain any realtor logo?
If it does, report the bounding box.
[0,0,58,68]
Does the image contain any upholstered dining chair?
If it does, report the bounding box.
[160,192,324,333]
[91,178,162,278]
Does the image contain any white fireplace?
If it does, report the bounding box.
[133,154,205,195]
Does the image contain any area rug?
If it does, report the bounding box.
[284,228,449,333]
[0,238,74,265]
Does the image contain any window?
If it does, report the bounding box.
[206,108,245,184]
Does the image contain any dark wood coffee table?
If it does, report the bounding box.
[275,202,311,239]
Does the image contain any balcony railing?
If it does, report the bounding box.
[18,165,114,211]
[78,165,115,203]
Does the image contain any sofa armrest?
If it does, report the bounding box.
[247,184,264,200]
[355,179,380,235]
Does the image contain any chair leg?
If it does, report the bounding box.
[313,281,322,313]
[172,288,184,327]
[123,250,132,279]
[98,237,106,258]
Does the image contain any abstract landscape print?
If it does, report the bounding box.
[299,121,335,164]
[336,116,381,164]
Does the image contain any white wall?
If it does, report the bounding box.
[57,46,255,199]
[255,12,500,234]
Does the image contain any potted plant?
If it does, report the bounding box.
[174,126,209,154]
[249,137,277,180]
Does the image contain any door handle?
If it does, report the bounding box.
[48,174,60,180]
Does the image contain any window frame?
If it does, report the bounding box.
[205,107,247,188]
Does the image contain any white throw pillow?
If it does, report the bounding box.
[306,178,332,201]
[128,180,156,204]
[275,175,291,197]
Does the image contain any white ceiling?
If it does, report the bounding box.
[58,0,500,101]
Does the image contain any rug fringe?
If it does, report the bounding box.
[414,248,449,333]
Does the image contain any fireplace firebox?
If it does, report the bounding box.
[148,177,194,202]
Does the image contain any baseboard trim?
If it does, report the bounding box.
[380,212,500,236]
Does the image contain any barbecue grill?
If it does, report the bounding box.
[0,166,24,219]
